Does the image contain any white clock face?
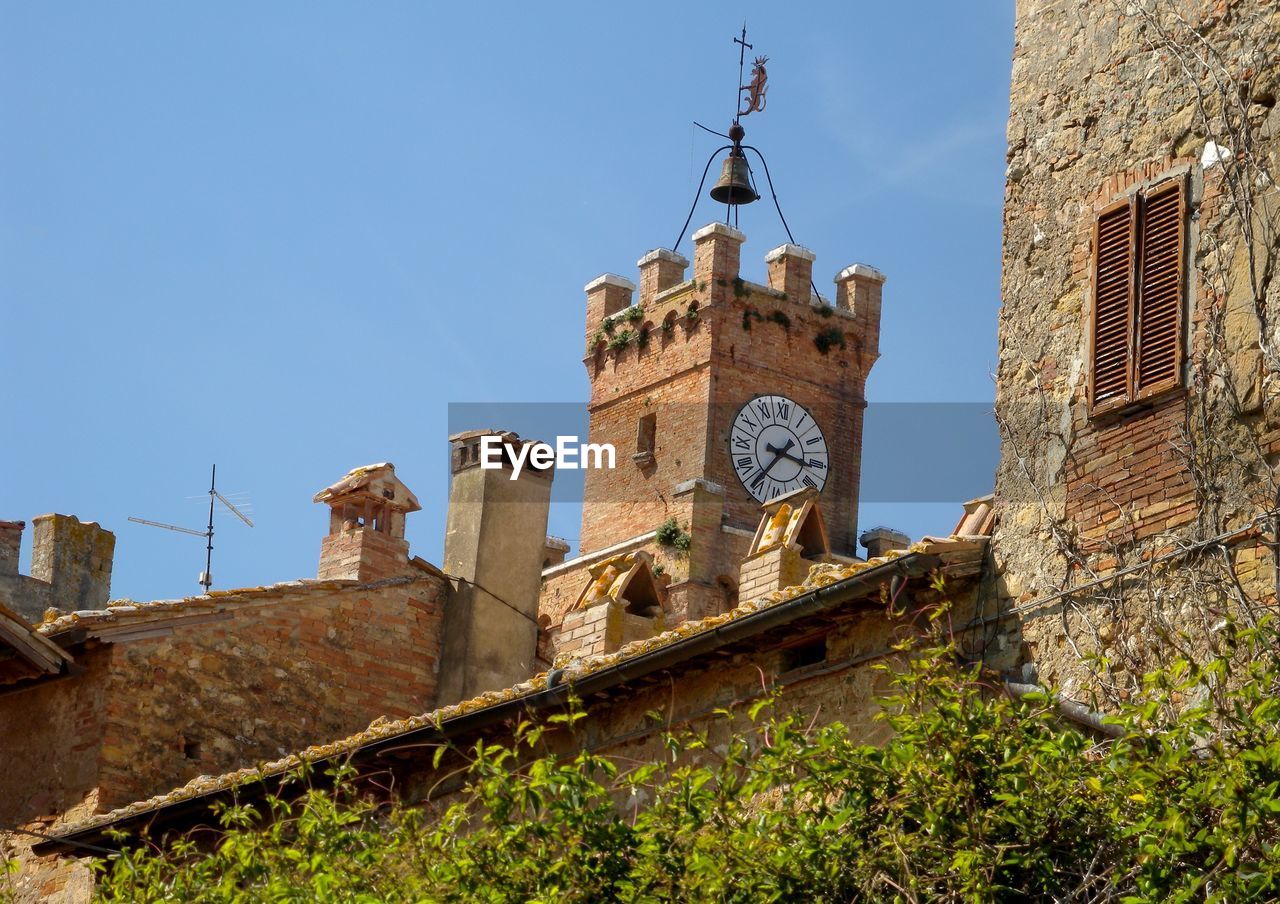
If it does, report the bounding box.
[729,395,829,503]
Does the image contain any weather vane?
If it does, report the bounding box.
[735,27,768,119]
[670,26,823,303]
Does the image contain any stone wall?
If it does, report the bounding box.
[0,645,112,904]
[0,517,114,624]
[0,645,112,830]
[993,0,1280,703]
[93,579,445,810]
[0,574,447,904]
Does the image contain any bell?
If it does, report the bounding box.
[710,154,759,206]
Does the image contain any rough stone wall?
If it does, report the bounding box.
[29,516,114,615]
[0,522,22,577]
[91,579,444,810]
[0,645,112,904]
[0,645,112,829]
[0,516,113,624]
[993,0,1280,704]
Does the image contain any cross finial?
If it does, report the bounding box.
[733,23,752,125]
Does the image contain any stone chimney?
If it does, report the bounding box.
[543,536,570,570]
[30,514,115,611]
[313,463,422,582]
[860,527,910,559]
[0,521,23,578]
[835,263,886,365]
[439,430,554,704]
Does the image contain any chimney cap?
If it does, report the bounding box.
[313,463,421,513]
[860,526,910,546]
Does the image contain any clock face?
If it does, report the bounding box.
[729,395,829,503]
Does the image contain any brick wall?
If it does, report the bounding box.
[579,231,879,564]
[0,645,112,830]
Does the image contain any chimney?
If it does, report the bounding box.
[313,463,422,582]
[765,243,815,303]
[0,521,23,578]
[439,430,553,704]
[30,514,115,611]
[543,536,570,570]
[860,527,910,559]
[692,222,745,304]
[835,263,887,364]
[637,248,688,306]
[584,274,635,351]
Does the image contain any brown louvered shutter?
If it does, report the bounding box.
[1135,178,1184,397]
[1090,197,1135,410]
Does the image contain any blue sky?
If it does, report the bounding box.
[1,2,1014,602]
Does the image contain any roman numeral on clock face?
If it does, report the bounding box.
[728,395,829,503]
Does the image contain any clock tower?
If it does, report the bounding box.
[553,221,884,624]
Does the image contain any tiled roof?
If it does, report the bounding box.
[49,533,988,845]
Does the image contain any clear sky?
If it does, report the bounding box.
[1,2,1015,602]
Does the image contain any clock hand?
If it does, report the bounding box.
[764,440,806,467]
[765,439,795,457]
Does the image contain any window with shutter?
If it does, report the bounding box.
[1088,177,1186,414]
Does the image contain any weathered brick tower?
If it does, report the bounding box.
[548,223,884,624]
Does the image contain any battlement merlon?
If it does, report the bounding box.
[584,274,636,349]
[637,249,689,307]
[692,222,746,303]
[835,263,887,365]
[764,243,815,303]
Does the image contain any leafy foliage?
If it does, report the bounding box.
[813,326,845,355]
[93,615,1280,902]
[607,329,635,351]
[654,517,691,552]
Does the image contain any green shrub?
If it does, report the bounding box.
[93,613,1280,902]
[813,326,845,354]
[654,517,691,552]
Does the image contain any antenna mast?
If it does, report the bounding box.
[128,464,254,593]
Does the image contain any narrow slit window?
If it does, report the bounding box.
[637,414,656,454]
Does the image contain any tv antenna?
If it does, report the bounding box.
[128,464,254,593]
